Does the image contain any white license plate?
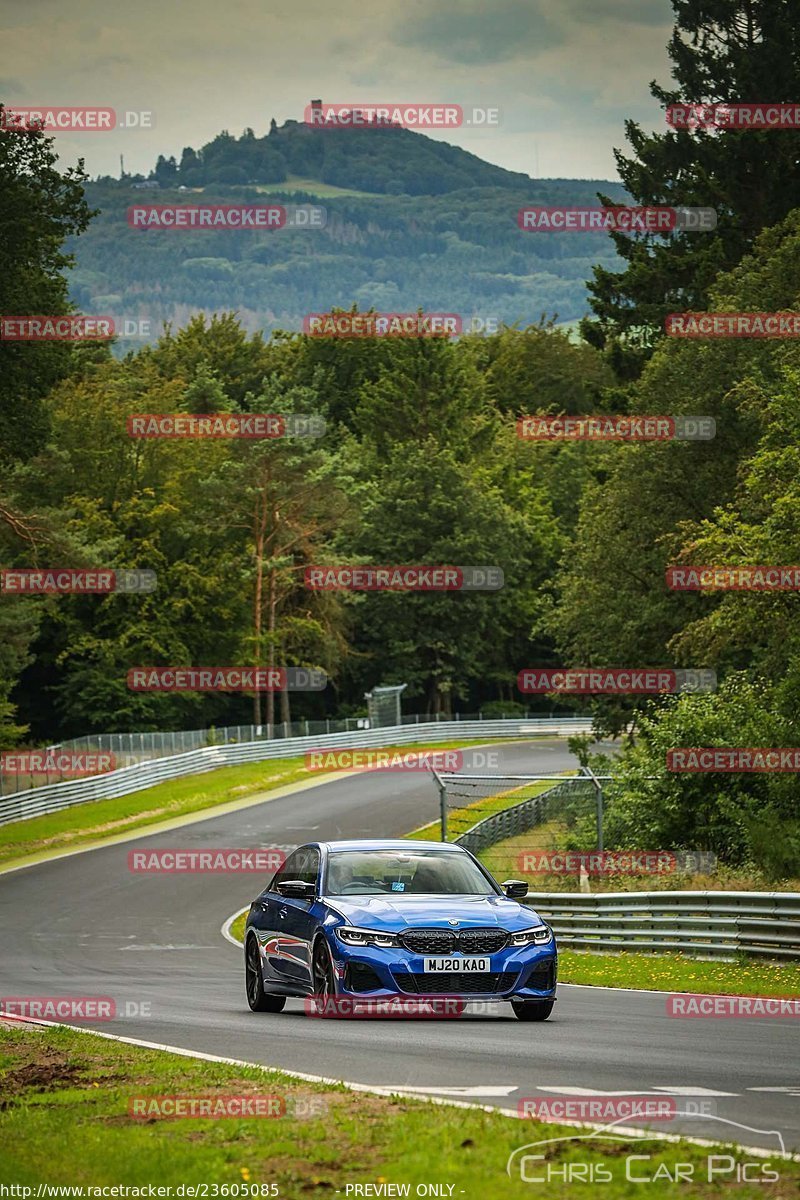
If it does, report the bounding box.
[423,957,490,973]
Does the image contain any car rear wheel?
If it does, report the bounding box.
[245,935,286,1013]
[512,999,554,1021]
[311,936,337,1016]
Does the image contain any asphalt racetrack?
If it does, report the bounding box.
[1,740,796,1155]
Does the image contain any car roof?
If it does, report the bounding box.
[317,839,467,853]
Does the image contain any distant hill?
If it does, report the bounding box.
[67,117,628,344]
[138,120,542,196]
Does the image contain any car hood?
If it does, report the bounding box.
[323,893,545,933]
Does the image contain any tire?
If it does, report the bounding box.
[512,999,554,1022]
[311,935,338,1017]
[245,934,286,1013]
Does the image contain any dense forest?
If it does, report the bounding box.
[67,122,627,337]
[3,0,800,876]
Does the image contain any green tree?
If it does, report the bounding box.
[0,104,95,461]
[582,0,800,378]
[337,338,560,712]
[200,379,345,727]
[603,676,800,879]
[548,209,800,735]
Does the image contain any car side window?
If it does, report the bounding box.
[267,849,303,893]
[294,846,320,886]
[267,847,320,892]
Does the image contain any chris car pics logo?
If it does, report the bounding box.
[507,1114,789,1184]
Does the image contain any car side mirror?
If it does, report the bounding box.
[276,880,316,899]
[502,879,529,899]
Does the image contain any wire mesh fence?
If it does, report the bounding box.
[0,710,588,797]
[435,771,601,885]
[435,770,717,892]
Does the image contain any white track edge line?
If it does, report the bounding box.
[1,1013,794,1160]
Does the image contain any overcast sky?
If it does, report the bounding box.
[1,0,676,181]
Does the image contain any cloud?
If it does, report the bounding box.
[392,0,671,66]
[392,0,564,65]
[0,0,675,180]
[561,0,671,25]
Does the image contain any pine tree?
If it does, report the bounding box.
[582,0,800,379]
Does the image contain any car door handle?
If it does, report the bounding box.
[279,908,288,919]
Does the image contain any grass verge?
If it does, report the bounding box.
[1,1024,794,1197]
[409,778,558,842]
[253,176,378,197]
[0,739,500,872]
[475,827,800,893]
[230,911,249,944]
[558,949,800,997]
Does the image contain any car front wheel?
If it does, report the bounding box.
[245,935,287,1013]
[311,936,337,1016]
[512,999,554,1021]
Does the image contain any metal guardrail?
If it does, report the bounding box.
[454,777,594,854]
[523,891,800,961]
[451,781,799,961]
[0,717,592,827]
[0,709,586,795]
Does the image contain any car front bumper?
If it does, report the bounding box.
[329,937,557,1001]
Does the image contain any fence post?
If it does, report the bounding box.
[581,765,604,851]
[432,769,447,842]
[597,781,604,851]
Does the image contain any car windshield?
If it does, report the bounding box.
[325,849,497,896]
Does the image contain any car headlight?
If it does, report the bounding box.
[510,924,553,947]
[335,925,399,948]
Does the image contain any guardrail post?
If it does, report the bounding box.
[431,769,447,842]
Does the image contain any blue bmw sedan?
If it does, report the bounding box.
[244,839,556,1020]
